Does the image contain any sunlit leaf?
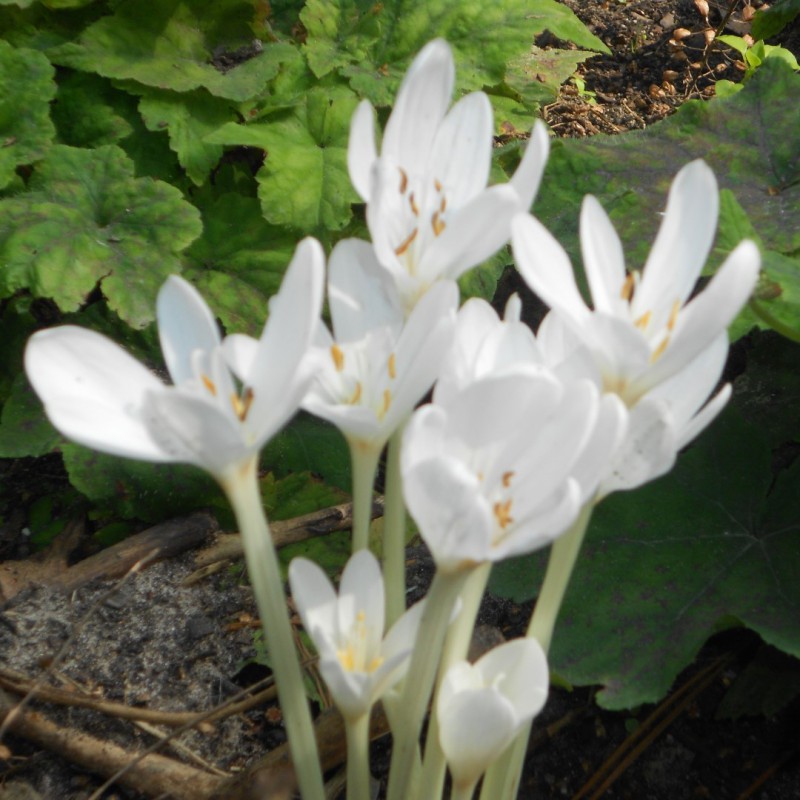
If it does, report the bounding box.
[0,145,202,327]
[0,40,56,189]
[491,404,800,710]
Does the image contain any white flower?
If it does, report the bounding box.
[25,238,324,486]
[401,373,603,572]
[302,238,458,449]
[512,161,760,494]
[512,160,760,406]
[437,638,549,790]
[288,550,423,721]
[348,38,550,312]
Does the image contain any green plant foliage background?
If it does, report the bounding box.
[0,0,798,713]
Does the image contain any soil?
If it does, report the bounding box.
[2,1,800,799]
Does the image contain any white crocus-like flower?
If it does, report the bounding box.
[348,38,550,313]
[25,238,324,487]
[289,550,423,721]
[512,161,760,494]
[437,638,549,792]
[402,373,604,572]
[302,238,458,448]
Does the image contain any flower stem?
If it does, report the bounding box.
[386,568,470,800]
[418,563,492,800]
[221,460,325,800]
[382,424,408,627]
[348,440,382,553]
[480,503,594,800]
[345,713,371,800]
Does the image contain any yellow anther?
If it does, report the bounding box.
[502,470,515,488]
[440,195,447,213]
[331,344,345,372]
[634,310,652,331]
[434,178,443,193]
[367,656,384,673]
[350,382,363,405]
[650,336,670,363]
[378,389,392,420]
[201,374,217,396]
[667,299,681,331]
[395,227,418,256]
[409,192,419,216]
[398,167,408,194]
[621,273,636,302]
[338,648,355,671]
[431,211,446,237]
[231,387,255,421]
[388,353,397,379]
[493,499,514,530]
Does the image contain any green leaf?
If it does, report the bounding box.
[458,248,510,304]
[752,0,800,39]
[137,88,236,185]
[261,412,352,494]
[52,72,136,147]
[0,40,56,189]
[185,192,296,335]
[207,85,360,232]
[62,444,224,523]
[306,0,608,107]
[48,0,295,102]
[0,145,202,327]
[491,405,800,710]
[0,372,59,458]
[531,58,800,273]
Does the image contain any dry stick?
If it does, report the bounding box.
[0,690,220,800]
[571,654,732,800]
[736,745,800,800]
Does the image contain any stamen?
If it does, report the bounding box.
[395,228,418,256]
[667,299,681,331]
[440,195,447,213]
[350,382,363,405]
[409,192,419,216]
[493,499,514,530]
[398,167,408,194]
[620,273,636,302]
[201,374,217,396]
[502,470,515,488]
[367,655,384,672]
[431,212,446,237]
[634,310,652,330]
[650,336,669,363]
[388,353,397,379]
[231,387,255,421]
[338,647,355,671]
[378,389,392,420]
[331,344,345,372]
[434,178,443,193]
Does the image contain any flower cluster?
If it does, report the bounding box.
[24,37,759,800]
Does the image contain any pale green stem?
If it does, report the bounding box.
[221,459,325,800]
[418,563,492,800]
[348,439,382,553]
[382,423,408,627]
[345,713,371,800]
[480,502,595,800]
[386,569,470,800]
[451,779,479,800]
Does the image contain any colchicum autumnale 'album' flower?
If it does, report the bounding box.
[348,38,550,312]
[512,160,760,493]
[437,638,549,793]
[25,238,324,487]
[289,550,424,721]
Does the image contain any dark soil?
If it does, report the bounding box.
[2,1,800,799]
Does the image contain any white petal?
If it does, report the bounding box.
[157,275,221,387]
[382,39,454,168]
[222,333,260,379]
[634,160,718,324]
[288,557,339,643]
[25,326,173,462]
[512,213,590,324]
[328,238,403,343]
[401,403,449,473]
[675,384,730,450]
[319,655,373,720]
[509,119,550,213]
[339,550,385,654]
[580,195,627,317]
[348,100,378,201]
[420,184,520,282]
[429,91,493,203]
